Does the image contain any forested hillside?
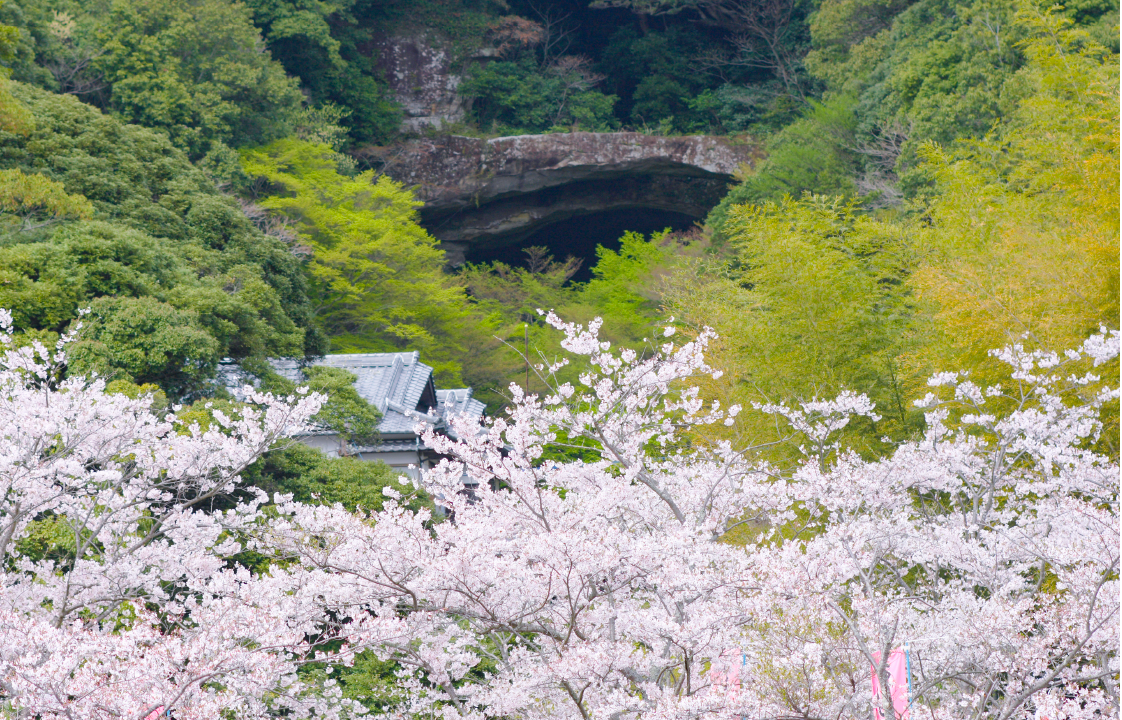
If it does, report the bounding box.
[0,0,1115,435]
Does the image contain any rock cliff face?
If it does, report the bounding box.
[373,33,467,132]
[372,132,760,262]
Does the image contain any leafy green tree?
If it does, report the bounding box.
[688,6,1118,460]
[598,25,712,129]
[0,1,59,92]
[0,84,325,395]
[67,295,222,396]
[668,195,919,457]
[89,0,304,158]
[0,13,92,234]
[0,167,92,228]
[241,0,403,145]
[707,94,859,238]
[0,220,306,365]
[806,0,1026,143]
[458,232,698,408]
[592,0,814,102]
[240,138,471,381]
[242,443,429,513]
[574,229,690,342]
[906,7,1119,420]
[462,56,618,133]
[259,365,382,446]
[761,0,1120,205]
[807,0,913,52]
[456,247,582,404]
[460,247,579,324]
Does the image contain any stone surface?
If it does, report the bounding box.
[368,132,760,259]
[373,33,466,132]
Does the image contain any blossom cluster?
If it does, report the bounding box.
[1,308,1117,720]
[0,310,355,719]
[271,315,1118,720]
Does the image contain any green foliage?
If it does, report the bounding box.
[87,0,305,159]
[14,515,76,564]
[240,138,471,381]
[262,365,382,445]
[576,230,691,342]
[906,7,1119,417]
[461,57,618,133]
[687,83,804,134]
[242,443,429,514]
[0,76,31,135]
[598,25,713,131]
[0,166,92,228]
[684,8,1118,461]
[807,0,1027,142]
[455,248,579,404]
[67,295,222,395]
[666,195,920,458]
[0,0,305,158]
[0,219,307,365]
[0,84,324,395]
[458,232,695,406]
[333,651,405,712]
[808,0,913,51]
[460,248,578,323]
[0,1,59,92]
[720,0,1120,207]
[708,95,859,238]
[242,0,404,145]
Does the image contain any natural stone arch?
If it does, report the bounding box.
[367,132,761,264]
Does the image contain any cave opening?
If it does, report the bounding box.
[461,208,698,283]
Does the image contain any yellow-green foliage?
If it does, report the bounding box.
[576,230,700,342]
[458,231,698,406]
[683,8,1119,460]
[665,195,918,459]
[0,17,31,136]
[0,167,93,227]
[907,8,1119,399]
[241,139,471,381]
[0,74,31,135]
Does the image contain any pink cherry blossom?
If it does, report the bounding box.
[3,305,1116,720]
[270,315,1118,720]
[0,309,358,719]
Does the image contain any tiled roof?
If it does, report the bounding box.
[352,439,424,453]
[218,353,484,439]
[436,389,487,424]
[266,352,436,435]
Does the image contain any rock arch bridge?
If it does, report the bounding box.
[370,132,761,264]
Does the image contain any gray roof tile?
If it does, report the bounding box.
[214,352,484,438]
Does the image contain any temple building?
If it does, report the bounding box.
[221,352,485,479]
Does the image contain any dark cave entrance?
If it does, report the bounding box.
[461,208,698,283]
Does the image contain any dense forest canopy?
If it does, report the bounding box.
[0,0,1114,423]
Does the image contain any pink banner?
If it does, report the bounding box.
[871,649,909,720]
[709,652,743,698]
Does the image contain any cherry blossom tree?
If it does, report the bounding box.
[735,332,1120,720]
[2,303,1116,720]
[270,313,1118,720]
[0,310,357,719]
